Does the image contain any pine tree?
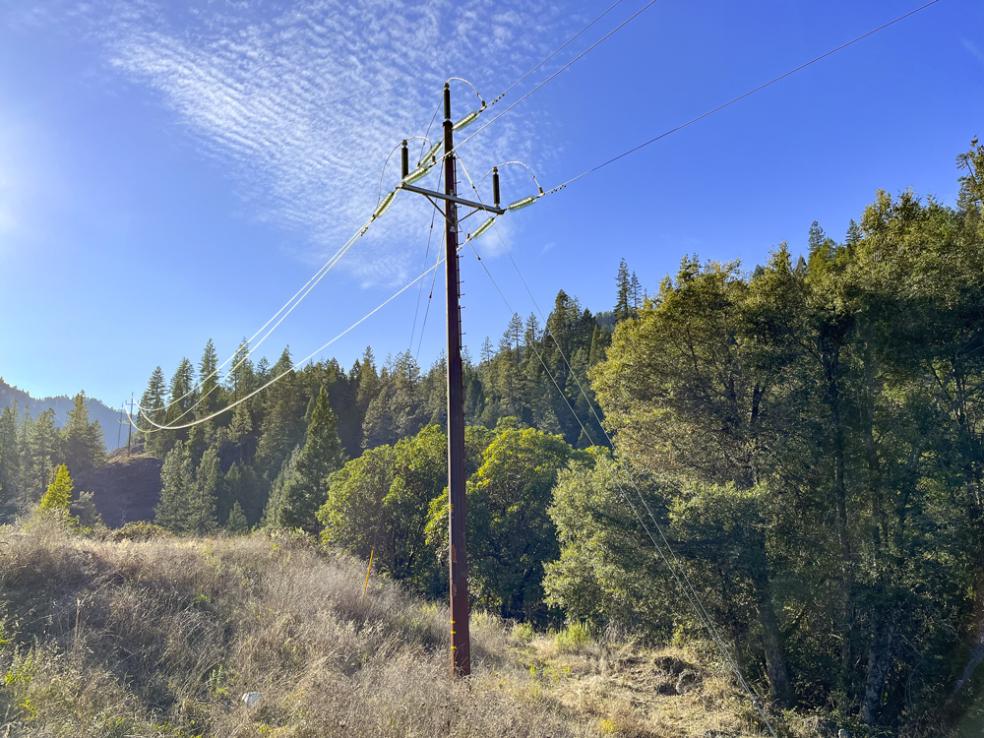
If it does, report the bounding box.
[38,463,73,515]
[229,339,255,399]
[614,258,632,322]
[227,501,248,533]
[140,367,167,456]
[265,386,344,532]
[167,358,196,419]
[189,445,219,533]
[222,461,264,525]
[62,392,105,475]
[197,339,220,417]
[155,441,195,532]
[629,271,642,311]
[0,406,21,508]
[21,410,61,505]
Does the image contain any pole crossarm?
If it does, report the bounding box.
[399,183,505,215]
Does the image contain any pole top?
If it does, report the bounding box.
[444,83,452,122]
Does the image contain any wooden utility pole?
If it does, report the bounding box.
[127,394,134,456]
[442,82,471,677]
[395,83,503,677]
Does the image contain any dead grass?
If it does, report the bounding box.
[0,519,777,737]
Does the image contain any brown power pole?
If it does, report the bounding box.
[395,83,504,677]
[442,82,471,677]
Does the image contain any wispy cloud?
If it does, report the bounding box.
[13,0,572,283]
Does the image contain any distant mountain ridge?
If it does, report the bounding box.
[0,377,123,451]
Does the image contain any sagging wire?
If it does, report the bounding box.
[487,0,629,107]
[467,243,778,737]
[541,0,944,197]
[136,205,387,419]
[126,213,499,434]
[135,194,398,432]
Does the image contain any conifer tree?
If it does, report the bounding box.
[140,367,168,456]
[229,340,255,398]
[38,463,73,515]
[197,339,220,417]
[167,358,196,418]
[62,392,105,475]
[0,406,20,508]
[226,501,248,533]
[264,386,344,532]
[189,445,219,533]
[21,410,61,504]
[614,258,632,321]
[155,441,195,532]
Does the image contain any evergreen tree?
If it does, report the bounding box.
[228,339,255,399]
[226,500,248,533]
[20,410,61,505]
[61,392,105,475]
[0,406,20,510]
[155,441,195,532]
[265,386,344,532]
[140,367,167,456]
[614,258,632,321]
[38,463,73,515]
[189,445,219,533]
[167,358,196,419]
[197,339,221,417]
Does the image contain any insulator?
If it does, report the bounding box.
[400,140,409,179]
[418,140,442,167]
[468,217,496,241]
[507,195,539,211]
[403,163,433,185]
[453,109,481,131]
[372,190,396,220]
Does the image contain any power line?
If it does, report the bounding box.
[136,201,392,431]
[127,220,491,434]
[467,243,777,734]
[137,200,389,419]
[545,0,944,195]
[453,0,661,155]
[488,0,629,107]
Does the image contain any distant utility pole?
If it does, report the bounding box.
[397,83,504,677]
[127,393,134,456]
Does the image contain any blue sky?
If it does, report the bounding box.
[1,0,981,406]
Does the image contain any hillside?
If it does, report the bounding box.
[75,452,162,526]
[0,378,122,451]
[0,520,780,738]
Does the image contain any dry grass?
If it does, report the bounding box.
[0,518,777,737]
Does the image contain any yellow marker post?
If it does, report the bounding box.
[362,547,375,597]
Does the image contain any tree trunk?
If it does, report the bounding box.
[751,560,794,707]
[860,615,895,726]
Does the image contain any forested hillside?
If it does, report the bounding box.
[0,379,120,450]
[2,142,984,735]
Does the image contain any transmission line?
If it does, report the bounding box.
[127,223,492,434]
[467,241,777,734]
[454,0,660,157]
[544,0,943,195]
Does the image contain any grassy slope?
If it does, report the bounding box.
[0,520,773,738]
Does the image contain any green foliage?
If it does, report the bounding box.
[264,386,344,532]
[38,464,73,515]
[553,622,592,654]
[427,427,583,622]
[61,392,104,475]
[225,501,248,534]
[155,441,217,534]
